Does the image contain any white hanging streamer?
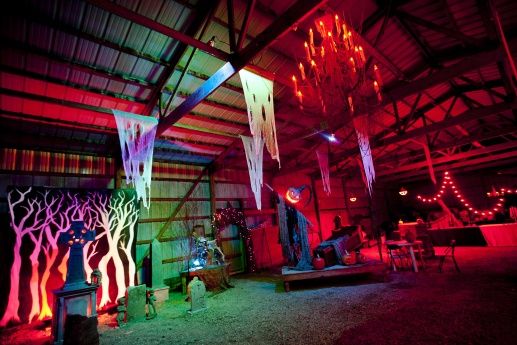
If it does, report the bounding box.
[353,115,375,196]
[239,69,280,167]
[241,135,264,210]
[316,149,331,195]
[112,110,158,209]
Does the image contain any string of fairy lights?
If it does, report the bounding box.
[416,171,505,217]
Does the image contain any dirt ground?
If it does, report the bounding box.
[1,246,516,345]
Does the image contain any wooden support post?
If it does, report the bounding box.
[209,165,217,236]
[341,176,353,223]
[136,166,209,270]
[310,175,323,242]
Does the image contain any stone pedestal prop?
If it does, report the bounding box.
[187,277,207,314]
[52,221,98,345]
[125,284,147,322]
[151,239,169,303]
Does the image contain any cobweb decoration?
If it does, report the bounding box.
[239,69,280,167]
[112,110,158,209]
[353,115,375,196]
[316,149,331,195]
[241,135,264,210]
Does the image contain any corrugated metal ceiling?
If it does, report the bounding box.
[1,0,516,178]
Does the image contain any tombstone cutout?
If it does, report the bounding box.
[58,221,96,290]
[125,285,147,322]
[52,221,98,345]
[151,239,169,302]
[188,277,207,314]
[151,239,163,287]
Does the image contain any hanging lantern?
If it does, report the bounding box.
[399,187,408,196]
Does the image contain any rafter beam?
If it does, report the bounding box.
[156,0,327,136]
[87,0,229,61]
[227,0,237,52]
[385,49,500,101]
[143,0,217,115]
[375,126,517,165]
[395,10,483,46]
[378,142,517,180]
[4,38,152,89]
[378,101,517,146]
[236,0,256,51]
[0,64,147,104]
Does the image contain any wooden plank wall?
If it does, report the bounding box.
[0,148,116,203]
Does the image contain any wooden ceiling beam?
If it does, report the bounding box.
[3,38,152,89]
[378,101,517,147]
[375,126,517,166]
[143,0,219,115]
[378,143,517,181]
[10,7,171,68]
[86,0,229,61]
[156,0,327,136]
[395,10,483,47]
[236,0,256,51]
[385,49,500,101]
[0,64,147,104]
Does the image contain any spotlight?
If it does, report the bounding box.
[328,133,337,142]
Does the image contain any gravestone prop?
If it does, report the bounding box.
[126,285,147,322]
[187,277,207,314]
[52,221,99,345]
[63,315,99,345]
[151,239,169,302]
[146,289,157,320]
[116,297,126,327]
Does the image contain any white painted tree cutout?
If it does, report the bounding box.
[112,110,158,209]
[241,135,264,210]
[353,115,376,196]
[0,188,139,327]
[316,149,331,195]
[239,69,280,167]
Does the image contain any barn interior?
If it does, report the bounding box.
[1,0,517,344]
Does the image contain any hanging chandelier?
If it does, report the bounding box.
[292,12,383,116]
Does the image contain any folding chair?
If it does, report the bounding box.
[438,240,460,273]
[387,243,412,271]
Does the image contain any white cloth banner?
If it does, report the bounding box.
[239,69,280,167]
[353,115,375,196]
[241,135,264,210]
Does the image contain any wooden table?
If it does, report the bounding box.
[180,263,231,294]
[281,260,387,292]
[386,240,425,272]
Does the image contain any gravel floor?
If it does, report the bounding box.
[2,246,517,345]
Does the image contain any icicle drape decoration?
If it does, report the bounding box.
[241,135,264,210]
[239,69,280,167]
[112,110,158,209]
[353,115,375,195]
[316,149,331,195]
